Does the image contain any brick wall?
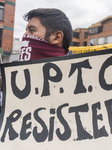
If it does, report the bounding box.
[79,29,89,46]
[101,19,112,36]
[72,17,112,46]
[0,0,5,3]
[0,0,16,52]
[8,0,15,2]
[72,28,89,46]
[72,37,79,43]
[87,19,112,45]
[4,4,15,28]
[2,30,13,52]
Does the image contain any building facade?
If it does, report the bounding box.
[72,16,112,47]
[0,0,16,62]
[9,37,21,62]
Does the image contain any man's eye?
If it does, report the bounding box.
[30,30,35,32]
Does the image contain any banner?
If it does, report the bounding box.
[69,43,112,54]
[0,49,112,149]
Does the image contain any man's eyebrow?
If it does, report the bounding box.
[26,25,37,30]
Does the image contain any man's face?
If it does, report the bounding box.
[25,17,47,40]
[25,17,63,47]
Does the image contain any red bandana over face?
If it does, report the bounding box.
[19,34,68,61]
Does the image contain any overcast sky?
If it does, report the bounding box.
[13,0,112,40]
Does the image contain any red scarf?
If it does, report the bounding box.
[19,34,68,61]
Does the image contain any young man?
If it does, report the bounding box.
[19,8,73,61]
[0,8,73,110]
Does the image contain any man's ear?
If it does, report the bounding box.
[52,30,63,47]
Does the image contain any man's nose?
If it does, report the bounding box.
[24,30,28,35]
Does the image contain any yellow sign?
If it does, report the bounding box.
[69,43,112,54]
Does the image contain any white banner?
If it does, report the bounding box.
[0,49,112,150]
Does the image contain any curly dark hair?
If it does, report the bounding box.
[24,8,73,51]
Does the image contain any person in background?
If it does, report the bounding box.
[19,8,73,61]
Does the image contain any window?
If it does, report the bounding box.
[0,30,2,47]
[90,27,98,34]
[73,32,80,39]
[83,41,87,46]
[0,3,4,21]
[71,42,79,46]
[97,37,105,45]
[89,38,96,46]
[98,26,103,33]
[15,38,20,41]
[84,32,89,38]
[89,26,103,34]
[106,36,112,44]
